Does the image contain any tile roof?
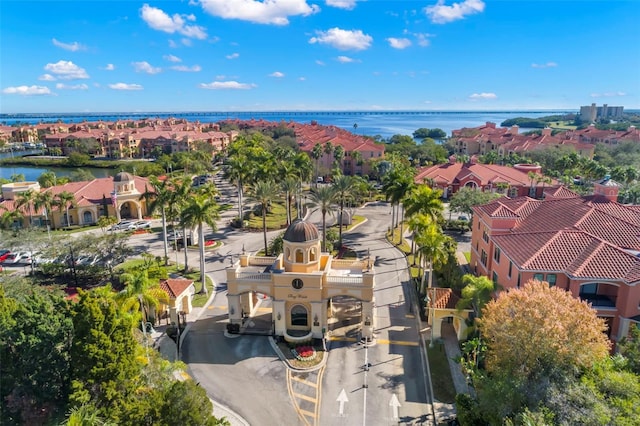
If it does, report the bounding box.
[160,278,194,299]
[415,162,558,188]
[429,287,468,310]
[485,193,640,284]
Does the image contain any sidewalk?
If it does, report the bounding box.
[152,275,250,426]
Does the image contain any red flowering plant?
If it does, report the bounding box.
[292,345,316,361]
[205,240,215,247]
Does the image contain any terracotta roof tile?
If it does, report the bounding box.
[429,287,467,310]
[160,279,194,299]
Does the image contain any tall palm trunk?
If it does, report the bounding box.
[237,180,244,227]
[321,211,327,252]
[161,207,168,265]
[198,223,207,294]
[182,224,188,271]
[338,199,344,248]
[262,207,268,256]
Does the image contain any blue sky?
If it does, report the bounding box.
[1,0,638,113]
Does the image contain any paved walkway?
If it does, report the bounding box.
[152,276,250,426]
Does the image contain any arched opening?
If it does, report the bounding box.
[285,247,291,261]
[83,210,93,224]
[119,201,138,219]
[291,304,308,327]
[464,181,477,189]
[327,295,362,338]
[310,247,317,262]
[295,249,304,263]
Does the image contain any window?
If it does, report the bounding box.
[508,261,513,278]
[482,229,489,243]
[517,273,521,288]
[580,283,597,297]
[291,305,308,327]
[480,250,487,266]
[494,247,501,263]
[492,272,498,284]
[533,273,544,282]
[546,274,557,286]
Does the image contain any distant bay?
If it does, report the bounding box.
[0,110,573,140]
[0,110,574,182]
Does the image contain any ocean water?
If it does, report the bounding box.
[0,110,573,140]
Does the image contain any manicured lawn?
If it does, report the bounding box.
[464,252,471,263]
[427,343,457,404]
[247,202,297,230]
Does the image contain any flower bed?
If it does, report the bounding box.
[291,345,317,361]
[204,240,215,247]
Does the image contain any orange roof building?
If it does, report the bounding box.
[470,177,640,345]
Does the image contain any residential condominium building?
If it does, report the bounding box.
[470,177,640,346]
[579,103,624,122]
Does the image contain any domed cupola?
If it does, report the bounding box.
[113,171,137,194]
[282,219,322,272]
[284,219,320,243]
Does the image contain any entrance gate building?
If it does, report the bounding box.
[226,219,376,342]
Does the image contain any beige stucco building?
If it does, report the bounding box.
[226,219,376,343]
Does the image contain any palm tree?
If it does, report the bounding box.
[281,178,300,225]
[250,180,281,256]
[148,176,173,265]
[307,186,337,252]
[456,274,497,319]
[172,176,193,271]
[311,143,323,186]
[332,175,354,248]
[225,154,252,227]
[180,193,220,294]
[33,190,55,231]
[415,220,449,296]
[15,189,37,227]
[403,184,444,223]
[333,145,345,175]
[55,191,77,227]
[0,209,23,230]
[116,270,169,324]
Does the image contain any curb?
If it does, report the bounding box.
[268,336,328,373]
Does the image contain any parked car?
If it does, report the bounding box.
[3,251,33,265]
[0,250,11,263]
[134,220,153,230]
[109,220,136,231]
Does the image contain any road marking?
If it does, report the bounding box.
[336,388,348,416]
[389,394,401,420]
[290,375,318,388]
[327,336,358,342]
[293,392,317,403]
[405,314,415,318]
[376,339,419,346]
[207,305,228,310]
[299,409,316,418]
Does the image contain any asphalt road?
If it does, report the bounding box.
[174,193,433,425]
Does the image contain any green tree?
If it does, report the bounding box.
[617,325,640,374]
[333,145,345,174]
[69,289,142,423]
[0,284,73,425]
[0,209,23,230]
[116,271,169,323]
[181,193,220,293]
[332,175,355,248]
[250,180,281,256]
[66,152,90,167]
[307,186,337,252]
[15,188,37,227]
[281,177,300,225]
[403,184,444,222]
[158,379,230,426]
[148,176,177,265]
[56,190,77,227]
[456,274,496,318]
[415,221,449,295]
[449,186,502,219]
[311,143,323,185]
[34,189,56,230]
[37,171,57,188]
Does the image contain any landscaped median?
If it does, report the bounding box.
[269,337,327,371]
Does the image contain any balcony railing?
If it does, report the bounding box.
[326,275,364,285]
[249,256,278,266]
[236,272,271,281]
[580,294,617,308]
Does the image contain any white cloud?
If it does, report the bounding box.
[299,77,306,81]
[52,38,86,52]
[199,80,256,90]
[2,85,52,95]
[326,0,357,10]
[105,63,115,71]
[226,52,240,59]
[140,4,207,39]
[414,33,434,47]
[590,91,626,97]
[169,40,178,48]
[109,83,143,90]
[171,65,202,72]
[44,60,89,79]
[164,54,182,62]
[425,0,485,24]
[387,37,411,49]
[531,62,558,68]
[39,74,57,81]
[269,71,285,77]
[132,61,161,74]
[181,38,192,46]
[55,83,89,90]
[199,0,319,26]
[469,92,497,100]
[336,55,357,63]
[315,60,326,66]
[309,28,372,51]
